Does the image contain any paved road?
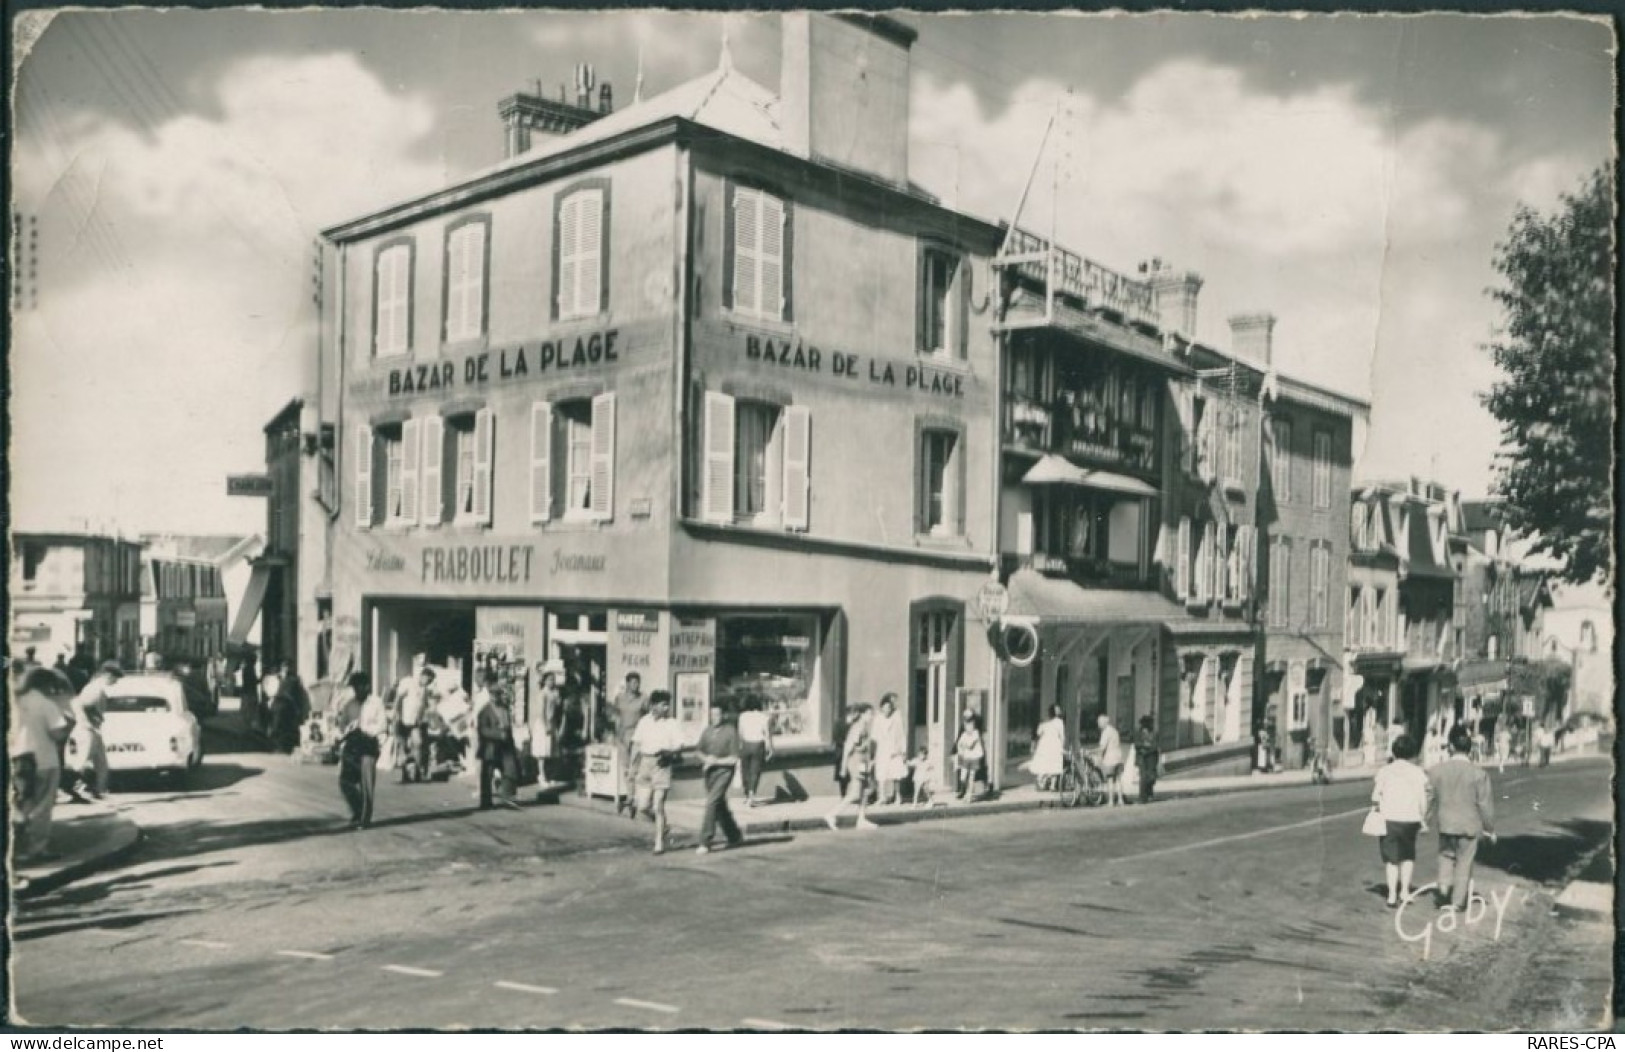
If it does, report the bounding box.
[10,723,1612,1031]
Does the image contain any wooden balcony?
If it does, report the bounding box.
[1002,552,1153,590]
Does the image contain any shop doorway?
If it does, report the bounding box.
[548,610,608,739]
[371,601,477,694]
[910,604,961,769]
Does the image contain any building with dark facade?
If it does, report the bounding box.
[1342,483,1405,757]
[1453,497,1554,728]
[9,531,144,666]
[316,15,1001,795]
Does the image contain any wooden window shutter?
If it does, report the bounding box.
[473,407,494,525]
[915,243,929,353]
[721,182,737,311]
[1194,522,1210,601]
[419,415,443,526]
[780,198,794,322]
[554,195,579,320]
[759,192,784,319]
[702,392,736,523]
[589,392,616,521]
[400,418,420,524]
[732,187,759,315]
[577,190,604,317]
[955,428,968,535]
[956,256,970,360]
[529,402,553,524]
[781,405,812,531]
[1176,516,1191,599]
[354,425,373,528]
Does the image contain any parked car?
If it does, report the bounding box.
[97,673,204,780]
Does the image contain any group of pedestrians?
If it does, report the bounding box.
[7,659,124,863]
[1367,725,1497,910]
[1030,709,1161,806]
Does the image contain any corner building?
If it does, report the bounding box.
[317,14,998,797]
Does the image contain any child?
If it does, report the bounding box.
[910,746,938,808]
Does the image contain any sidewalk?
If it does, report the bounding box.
[11,797,142,900]
[558,763,1379,837]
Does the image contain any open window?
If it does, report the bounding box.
[528,395,615,524]
[917,243,968,359]
[700,392,810,530]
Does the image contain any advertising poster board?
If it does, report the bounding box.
[674,671,712,746]
[583,742,620,799]
[608,609,667,703]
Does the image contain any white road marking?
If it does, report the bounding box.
[494,981,558,995]
[382,965,443,978]
[1108,805,1371,865]
[741,1018,794,1029]
[276,950,335,961]
[615,997,680,1014]
[179,939,231,949]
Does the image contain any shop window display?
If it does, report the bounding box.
[715,615,818,746]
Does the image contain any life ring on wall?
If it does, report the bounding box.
[1001,618,1040,668]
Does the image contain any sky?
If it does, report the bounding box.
[9,8,1616,573]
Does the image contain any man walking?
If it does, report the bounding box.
[10,668,73,862]
[611,671,646,816]
[630,692,684,854]
[475,669,521,810]
[68,661,120,800]
[395,665,435,782]
[695,704,745,855]
[336,673,385,828]
[1427,725,1497,911]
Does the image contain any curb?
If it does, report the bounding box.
[14,822,145,901]
[1552,844,1614,922]
[556,767,1378,836]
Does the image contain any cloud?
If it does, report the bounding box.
[908,55,1604,494]
[10,52,447,533]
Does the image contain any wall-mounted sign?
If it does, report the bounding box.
[227,474,274,497]
[744,334,966,399]
[387,330,622,398]
[10,624,51,643]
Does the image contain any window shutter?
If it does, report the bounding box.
[1175,516,1191,599]
[1196,405,1214,481]
[759,192,784,319]
[1194,523,1210,601]
[589,392,616,521]
[955,428,968,535]
[732,188,759,315]
[956,257,970,360]
[1213,523,1227,601]
[556,196,580,319]
[702,391,736,523]
[781,199,794,322]
[354,425,373,528]
[529,402,553,524]
[419,415,443,526]
[722,182,737,311]
[915,244,929,353]
[473,407,494,525]
[400,418,420,524]
[781,404,812,531]
[577,190,603,317]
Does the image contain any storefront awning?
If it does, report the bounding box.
[1005,569,1188,625]
[1401,655,1442,673]
[1021,456,1159,498]
[1022,454,1090,486]
[228,565,273,646]
[1079,469,1159,499]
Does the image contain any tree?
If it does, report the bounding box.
[1481,165,1614,587]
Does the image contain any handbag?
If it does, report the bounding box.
[1361,808,1387,837]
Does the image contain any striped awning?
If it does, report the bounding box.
[228,565,273,646]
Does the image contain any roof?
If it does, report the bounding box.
[1461,499,1505,534]
[1404,504,1454,580]
[1006,570,1189,625]
[141,534,264,567]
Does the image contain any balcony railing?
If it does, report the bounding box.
[1003,551,1152,590]
[1003,394,1160,475]
[1000,227,1159,329]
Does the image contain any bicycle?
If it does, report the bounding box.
[1054,747,1108,808]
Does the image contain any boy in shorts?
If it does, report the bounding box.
[630,692,684,854]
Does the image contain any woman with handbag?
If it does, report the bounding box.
[1367,733,1434,908]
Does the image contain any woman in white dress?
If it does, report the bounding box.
[872,694,910,805]
[1030,705,1066,790]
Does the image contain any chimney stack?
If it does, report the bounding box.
[499,69,613,159]
[1228,312,1276,367]
[780,13,916,186]
[599,83,613,114]
[1145,262,1203,338]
